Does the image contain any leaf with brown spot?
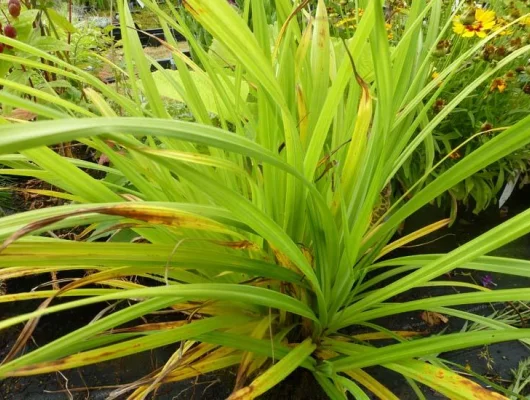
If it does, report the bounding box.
[272,0,310,61]
[111,320,188,333]
[389,360,508,400]
[299,245,314,268]
[228,386,253,400]
[270,246,298,273]
[0,203,240,252]
[103,204,236,233]
[420,311,449,326]
[1,267,145,364]
[182,0,202,17]
[212,240,260,251]
[4,317,238,377]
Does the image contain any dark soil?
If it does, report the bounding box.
[354,185,530,399]
[2,142,101,217]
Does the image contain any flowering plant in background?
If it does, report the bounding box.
[395,0,530,214]
[328,0,530,215]
[493,17,514,36]
[453,8,496,38]
[490,77,508,93]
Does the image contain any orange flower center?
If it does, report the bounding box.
[465,22,483,32]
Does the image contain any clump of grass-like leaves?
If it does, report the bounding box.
[1,0,530,398]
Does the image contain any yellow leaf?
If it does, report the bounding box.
[228,338,316,400]
[390,360,507,400]
[345,369,399,400]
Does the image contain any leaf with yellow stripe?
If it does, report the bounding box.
[376,218,451,260]
[2,316,243,377]
[228,338,316,400]
[388,359,508,400]
[234,316,276,391]
[344,369,399,400]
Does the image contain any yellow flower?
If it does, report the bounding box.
[490,78,507,93]
[336,8,364,29]
[493,18,513,36]
[335,17,356,28]
[432,71,442,87]
[520,16,530,26]
[386,23,393,40]
[453,8,496,38]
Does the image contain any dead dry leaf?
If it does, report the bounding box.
[8,108,37,121]
[420,311,449,326]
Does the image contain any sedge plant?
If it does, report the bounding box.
[1,0,530,398]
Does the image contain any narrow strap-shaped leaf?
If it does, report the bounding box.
[196,331,315,370]
[0,296,182,373]
[1,316,241,376]
[337,204,530,328]
[313,372,347,400]
[385,359,508,400]
[335,288,530,329]
[307,0,330,136]
[0,283,318,334]
[371,254,530,277]
[344,369,399,400]
[228,338,316,400]
[335,375,371,400]
[376,218,450,260]
[0,202,245,239]
[331,329,530,371]
[0,118,291,177]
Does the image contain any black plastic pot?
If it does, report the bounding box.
[101,57,176,84]
[110,27,185,47]
[153,57,176,71]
